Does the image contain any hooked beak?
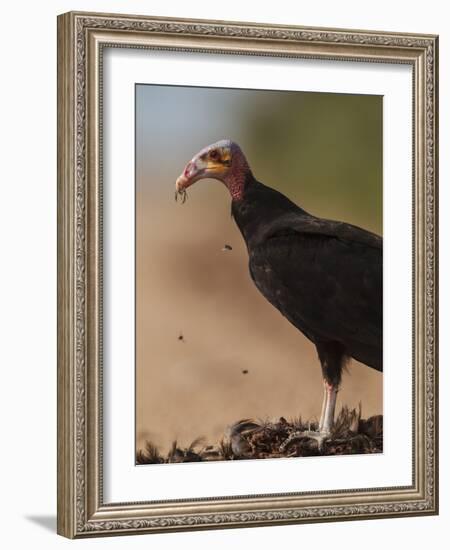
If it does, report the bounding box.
[175,157,206,194]
[175,145,231,203]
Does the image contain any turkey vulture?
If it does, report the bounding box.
[175,140,382,446]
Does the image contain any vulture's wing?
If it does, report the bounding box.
[249,214,382,369]
[254,212,382,250]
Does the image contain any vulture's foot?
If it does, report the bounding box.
[279,430,331,453]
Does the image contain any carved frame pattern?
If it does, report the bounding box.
[57,11,438,538]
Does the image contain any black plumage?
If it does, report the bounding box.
[231,177,382,389]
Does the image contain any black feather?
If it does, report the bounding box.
[232,178,382,384]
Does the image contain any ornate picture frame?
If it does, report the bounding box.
[57,11,438,538]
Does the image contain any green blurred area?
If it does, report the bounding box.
[241,91,382,233]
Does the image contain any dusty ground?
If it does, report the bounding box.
[136,407,383,464]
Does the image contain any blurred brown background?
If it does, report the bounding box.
[136,85,382,453]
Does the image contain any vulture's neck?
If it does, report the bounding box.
[223,155,253,201]
[231,180,307,245]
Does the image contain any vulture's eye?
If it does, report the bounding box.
[209,150,220,161]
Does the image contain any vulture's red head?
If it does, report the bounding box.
[175,140,252,202]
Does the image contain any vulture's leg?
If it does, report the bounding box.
[318,380,338,434]
[316,341,345,433]
[318,381,329,429]
[280,342,345,453]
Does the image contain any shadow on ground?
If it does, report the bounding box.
[25,515,56,533]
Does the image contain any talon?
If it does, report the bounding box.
[280,430,331,453]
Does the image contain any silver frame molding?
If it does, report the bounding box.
[57,11,439,539]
